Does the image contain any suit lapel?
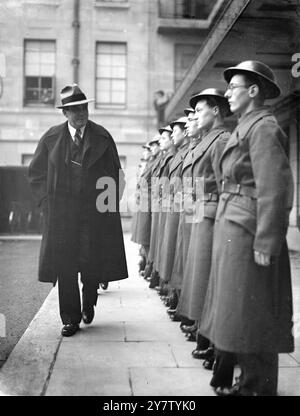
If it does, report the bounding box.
[82,121,109,169]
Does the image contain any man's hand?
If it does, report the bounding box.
[254,250,271,266]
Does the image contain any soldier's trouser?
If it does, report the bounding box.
[237,352,278,396]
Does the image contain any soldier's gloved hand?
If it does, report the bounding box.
[254,250,271,266]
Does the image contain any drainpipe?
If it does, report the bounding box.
[72,0,80,84]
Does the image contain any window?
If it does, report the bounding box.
[24,40,55,106]
[96,42,127,108]
[174,44,199,90]
[175,0,217,19]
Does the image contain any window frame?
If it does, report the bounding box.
[23,39,56,107]
[95,41,127,110]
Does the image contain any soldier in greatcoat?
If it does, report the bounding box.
[168,113,202,321]
[176,89,235,387]
[131,145,151,246]
[149,126,175,288]
[141,137,161,280]
[159,117,190,287]
[200,61,294,396]
[134,140,160,274]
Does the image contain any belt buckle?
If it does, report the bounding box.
[235,184,241,194]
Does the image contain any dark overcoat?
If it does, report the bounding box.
[28,120,128,285]
[200,107,294,353]
[159,142,189,282]
[177,127,229,320]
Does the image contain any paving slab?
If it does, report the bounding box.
[46,368,132,396]
[124,322,188,343]
[279,353,300,368]
[278,367,300,396]
[130,368,214,396]
[52,341,178,370]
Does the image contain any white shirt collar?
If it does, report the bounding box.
[68,123,86,141]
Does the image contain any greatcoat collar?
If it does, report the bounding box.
[168,142,189,177]
[192,125,227,167]
[219,106,274,164]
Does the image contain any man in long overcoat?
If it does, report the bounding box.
[28,84,128,337]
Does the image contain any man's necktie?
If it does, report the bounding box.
[74,128,82,147]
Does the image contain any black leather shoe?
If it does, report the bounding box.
[203,356,215,370]
[164,298,171,307]
[82,306,95,324]
[167,308,177,315]
[181,323,198,334]
[214,384,257,396]
[186,331,197,342]
[100,282,108,290]
[170,313,182,322]
[192,346,214,360]
[61,323,79,337]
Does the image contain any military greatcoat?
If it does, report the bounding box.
[177,126,229,320]
[200,107,294,353]
[159,142,189,282]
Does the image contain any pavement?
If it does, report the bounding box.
[0,239,52,368]
[0,234,299,396]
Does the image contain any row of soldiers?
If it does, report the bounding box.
[131,60,294,396]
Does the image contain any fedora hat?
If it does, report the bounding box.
[170,116,188,130]
[223,60,281,99]
[189,88,231,116]
[56,84,94,108]
[184,107,195,116]
[159,125,172,135]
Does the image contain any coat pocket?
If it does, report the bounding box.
[224,196,257,236]
[203,201,218,220]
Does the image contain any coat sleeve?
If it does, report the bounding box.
[249,120,294,256]
[28,136,49,208]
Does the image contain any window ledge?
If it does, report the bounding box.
[23,0,61,7]
[94,1,130,9]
